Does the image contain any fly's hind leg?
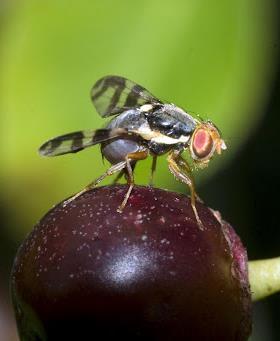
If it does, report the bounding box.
[117,150,149,213]
[63,161,127,206]
[167,151,204,230]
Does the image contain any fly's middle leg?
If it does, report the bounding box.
[112,169,125,184]
[117,150,149,212]
[113,162,137,185]
[149,156,157,187]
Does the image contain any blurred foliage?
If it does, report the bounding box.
[0,0,278,237]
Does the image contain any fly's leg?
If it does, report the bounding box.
[149,156,157,187]
[113,162,137,184]
[63,161,127,206]
[112,169,125,184]
[175,154,203,203]
[117,158,134,213]
[167,152,204,230]
[117,150,149,212]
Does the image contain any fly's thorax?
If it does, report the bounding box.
[146,104,197,140]
[146,141,174,156]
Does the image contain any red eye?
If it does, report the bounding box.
[192,128,214,159]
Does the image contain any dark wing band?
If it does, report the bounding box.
[91,75,161,117]
[39,128,128,157]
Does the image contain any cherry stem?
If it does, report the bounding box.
[248,257,280,301]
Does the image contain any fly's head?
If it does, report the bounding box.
[189,121,226,168]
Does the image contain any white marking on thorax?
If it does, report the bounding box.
[139,104,154,112]
[151,134,190,145]
[133,124,155,140]
[131,125,190,145]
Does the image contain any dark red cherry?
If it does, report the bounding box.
[11,185,251,340]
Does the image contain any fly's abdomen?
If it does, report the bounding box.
[101,139,144,164]
[101,109,147,164]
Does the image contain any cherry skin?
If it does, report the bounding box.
[11,185,251,340]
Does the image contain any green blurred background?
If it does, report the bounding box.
[0,1,279,339]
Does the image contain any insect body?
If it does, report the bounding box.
[39,75,226,229]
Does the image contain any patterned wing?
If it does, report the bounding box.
[91,75,162,117]
[39,128,128,157]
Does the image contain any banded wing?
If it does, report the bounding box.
[39,128,128,157]
[91,75,162,117]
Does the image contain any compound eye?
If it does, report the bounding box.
[192,128,214,159]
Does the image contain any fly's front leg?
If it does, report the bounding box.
[167,152,204,230]
[118,150,149,213]
[175,155,203,204]
[63,161,127,206]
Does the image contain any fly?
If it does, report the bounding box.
[39,75,227,229]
